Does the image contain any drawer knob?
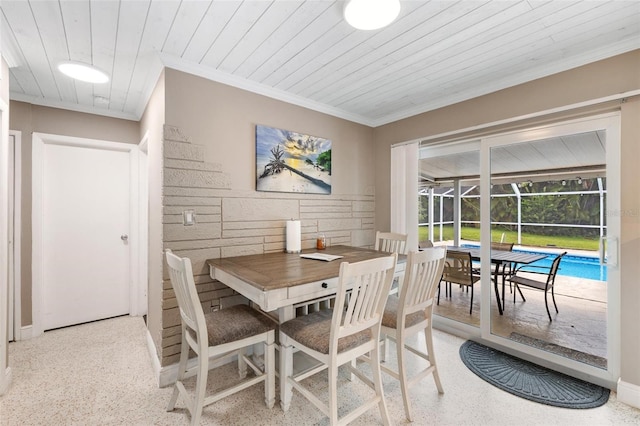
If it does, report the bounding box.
[322,282,328,288]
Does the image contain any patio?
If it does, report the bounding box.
[433,264,607,368]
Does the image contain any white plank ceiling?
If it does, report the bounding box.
[1,0,639,126]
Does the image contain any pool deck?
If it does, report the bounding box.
[433,240,608,364]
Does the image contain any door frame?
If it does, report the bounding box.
[31,132,141,337]
[0,97,12,395]
[8,131,21,341]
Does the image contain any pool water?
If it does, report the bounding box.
[461,245,607,281]
[514,249,607,281]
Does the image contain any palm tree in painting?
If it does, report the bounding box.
[259,144,286,178]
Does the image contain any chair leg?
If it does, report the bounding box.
[371,339,391,426]
[238,347,248,379]
[167,335,189,412]
[265,336,276,409]
[469,285,473,315]
[349,359,356,381]
[279,342,294,412]
[425,326,444,394]
[514,283,526,302]
[328,363,339,426]
[381,334,388,362]
[551,286,559,313]
[190,358,209,426]
[544,291,553,322]
[437,282,441,305]
[397,331,412,421]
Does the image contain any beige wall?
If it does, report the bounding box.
[9,101,140,326]
[164,69,375,196]
[373,50,640,389]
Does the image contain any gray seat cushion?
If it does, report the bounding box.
[203,304,275,346]
[280,309,371,355]
[382,296,425,329]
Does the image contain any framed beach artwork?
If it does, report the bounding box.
[255,124,332,194]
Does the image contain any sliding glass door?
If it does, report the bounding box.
[418,112,620,387]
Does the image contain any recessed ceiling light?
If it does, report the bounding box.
[58,62,109,84]
[344,0,401,31]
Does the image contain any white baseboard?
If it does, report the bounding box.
[617,378,640,409]
[145,329,163,387]
[19,325,33,340]
[0,367,13,395]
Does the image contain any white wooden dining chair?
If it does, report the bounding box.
[375,231,408,296]
[165,250,276,425]
[375,231,408,255]
[279,253,398,426]
[378,247,447,421]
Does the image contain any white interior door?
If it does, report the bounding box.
[41,142,131,330]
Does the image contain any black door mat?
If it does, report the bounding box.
[460,340,610,408]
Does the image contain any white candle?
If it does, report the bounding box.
[286,220,301,253]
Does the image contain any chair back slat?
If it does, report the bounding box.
[332,254,397,346]
[375,231,408,255]
[402,248,447,317]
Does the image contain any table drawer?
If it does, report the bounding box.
[288,277,339,301]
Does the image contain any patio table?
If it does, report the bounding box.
[446,246,547,315]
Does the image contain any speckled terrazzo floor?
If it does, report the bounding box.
[2,316,639,426]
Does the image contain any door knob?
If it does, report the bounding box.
[121,234,129,241]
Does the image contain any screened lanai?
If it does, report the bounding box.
[417,127,612,371]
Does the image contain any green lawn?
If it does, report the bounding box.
[419,225,600,251]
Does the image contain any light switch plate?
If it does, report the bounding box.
[183,210,196,226]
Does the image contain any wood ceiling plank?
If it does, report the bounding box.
[123,0,180,114]
[1,0,60,99]
[1,12,41,96]
[90,0,119,108]
[56,0,94,105]
[262,13,353,89]
[561,133,606,167]
[181,1,241,64]
[161,0,211,58]
[199,1,272,69]
[233,0,335,80]
[108,0,150,112]
[218,1,303,74]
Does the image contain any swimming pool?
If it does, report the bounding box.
[513,249,607,281]
[462,245,607,281]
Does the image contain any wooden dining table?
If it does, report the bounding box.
[207,245,406,322]
[445,246,547,315]
[207,245,406,409]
